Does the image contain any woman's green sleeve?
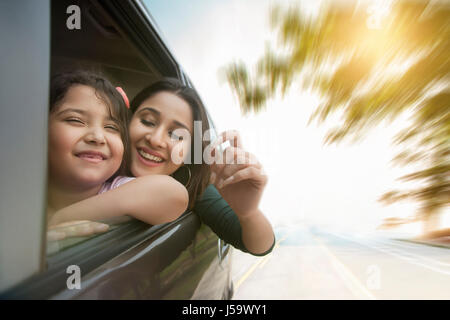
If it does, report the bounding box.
[193,184,275,256]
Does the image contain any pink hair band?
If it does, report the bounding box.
[116,87,130,109]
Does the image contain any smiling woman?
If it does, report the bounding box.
[129,78,211,210]
[128,78,275,256]
[0,0,271,299]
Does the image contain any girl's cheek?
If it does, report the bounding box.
[110,135,125,159]
[49,125,77,152]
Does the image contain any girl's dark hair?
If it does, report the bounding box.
[130,78,211,210]
[50,70,131,178]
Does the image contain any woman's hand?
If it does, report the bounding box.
[47,220,109,241]
[209,130,268,220]
[209,130,274,255]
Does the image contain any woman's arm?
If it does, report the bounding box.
[238,209,275,255]
[48,175,189,226]
[206,130,275,255]
[195,185,275,255]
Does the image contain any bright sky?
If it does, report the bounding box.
[142,0,435,234]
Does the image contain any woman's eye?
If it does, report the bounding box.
[169,132,183,141]
[141,119,156,127]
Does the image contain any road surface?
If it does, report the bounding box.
[231,223,450,299]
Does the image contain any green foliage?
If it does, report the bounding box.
[225,0,450,217]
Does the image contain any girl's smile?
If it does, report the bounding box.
[75,150,108,163]
[48,85,124,190]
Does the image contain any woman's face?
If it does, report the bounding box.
[129,91,193,177]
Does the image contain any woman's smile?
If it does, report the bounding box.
[129,91,193,177]
[136,147,165,167]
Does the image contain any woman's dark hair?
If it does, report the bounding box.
[130,77,211,210]
[50,70,131,178]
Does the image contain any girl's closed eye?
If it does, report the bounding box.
[65,117,85,125]
[104,123,120,132]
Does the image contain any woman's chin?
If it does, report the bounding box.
[131,163,179,177]
[132,164,162,177]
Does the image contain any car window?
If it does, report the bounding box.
[45,0,178,256]
[46,0,218,257]
[47,221,126,256]
[1,0,226,300]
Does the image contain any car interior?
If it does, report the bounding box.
[1,0,232,300]
[52,0,179,100]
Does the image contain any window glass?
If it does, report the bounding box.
[46,0,162,256]
[46,220,129,256]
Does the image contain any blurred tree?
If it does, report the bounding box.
[225,0,449,233]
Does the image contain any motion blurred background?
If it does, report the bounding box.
[144,0,449,239]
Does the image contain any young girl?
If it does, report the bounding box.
[47,71,189,231]
[129,78,275,255]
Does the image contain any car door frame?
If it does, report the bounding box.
[0,0,50,293]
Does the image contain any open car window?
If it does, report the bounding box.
[46,0,186,255]
[1,0,231,300]
[46,0,221,256]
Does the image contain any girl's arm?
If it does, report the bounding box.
[48,175,189,226]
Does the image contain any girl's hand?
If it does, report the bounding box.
[47,220,109,241]
[209,130,268,220]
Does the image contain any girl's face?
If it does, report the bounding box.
[129,91,193,177]
[48,85,124,190]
